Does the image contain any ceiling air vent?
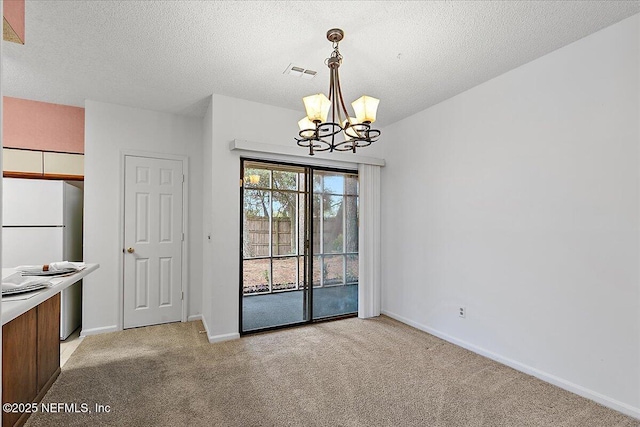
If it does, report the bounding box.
[283,63,317,80]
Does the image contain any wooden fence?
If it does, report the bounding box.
[244,217,294,257]
[244,216,345,257]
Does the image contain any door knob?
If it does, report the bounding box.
[127,247,135,253]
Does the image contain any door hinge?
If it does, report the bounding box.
[240,178,244,187]
[181,291,184,301]
[182,232,185,241]
[182,175,185,183]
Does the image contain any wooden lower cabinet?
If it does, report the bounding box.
[2,308,37,427]
[37,294,61,392]
[2,293,61,427]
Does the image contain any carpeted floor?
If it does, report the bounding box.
[242,284,358,331]
[26,317,638,427]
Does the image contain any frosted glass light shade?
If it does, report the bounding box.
[298,117,316,138]
[303,93,331,123]
[352,95,379,124]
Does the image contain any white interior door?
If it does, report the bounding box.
[124,155,183,329]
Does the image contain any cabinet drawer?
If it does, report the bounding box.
[43,152,84,176]
[2,149,43,174]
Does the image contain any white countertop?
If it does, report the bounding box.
[2,263,100,325]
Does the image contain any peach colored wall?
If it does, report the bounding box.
[3,97,85,154]
[4,0,25,43]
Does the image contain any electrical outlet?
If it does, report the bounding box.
[458,306,466,318]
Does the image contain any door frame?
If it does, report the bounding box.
[118,150,190,330]
[239,157,358,335]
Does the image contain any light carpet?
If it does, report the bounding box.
[26,316,638,426]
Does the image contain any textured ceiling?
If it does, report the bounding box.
[3,1,639,126]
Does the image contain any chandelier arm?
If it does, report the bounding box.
[330,69,337,124]
[334,69,351,125]
[296,123,379,154]
[329,67,335,102]
[330,128,334,152]
[332,141,355,152]
[295,135,334,156]
[331,68,341,125]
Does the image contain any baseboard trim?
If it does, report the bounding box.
[209,332,241,343]
[200,314,212,339]
[80,324,119,337]
[199,314,240,343]
[187,314,202,322]
[381,310,640,420]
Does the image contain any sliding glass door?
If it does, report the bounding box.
[240,159,358,333]
[311,170,359,320]
[241,161,309,331]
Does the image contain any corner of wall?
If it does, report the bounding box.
[200,96,214,332]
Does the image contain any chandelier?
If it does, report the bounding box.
[295,29,381,156]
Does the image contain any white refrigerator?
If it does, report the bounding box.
[2,178,84,339]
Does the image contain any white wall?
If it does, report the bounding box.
[380,14,640,416]
[201,94,302,341]
[201,97,213,333]
[200,94,386,341]
[83,100,203,334]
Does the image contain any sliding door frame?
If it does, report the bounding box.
[239,157,358,335]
